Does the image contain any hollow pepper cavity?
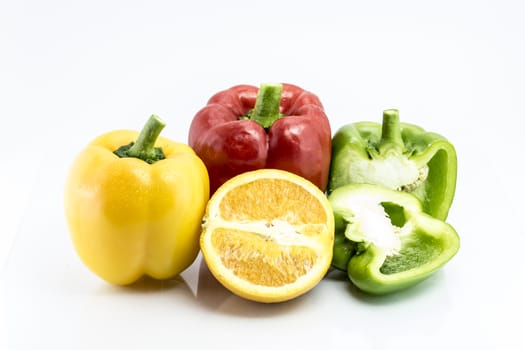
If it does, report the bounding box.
[188,83,332,193]
[64,115,209,285]
[329,183,460,295]
[329,109,457,220]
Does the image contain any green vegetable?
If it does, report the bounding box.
[329,183,460,295]
[328,109,457,220]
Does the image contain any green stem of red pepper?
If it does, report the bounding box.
[248,83,283,129]
[114,115,166,164]
[379,109,405,154]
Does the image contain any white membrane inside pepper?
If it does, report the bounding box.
[343,194,402,256]
[347,155,420,191]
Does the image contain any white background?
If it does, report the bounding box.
[1,0,524,349]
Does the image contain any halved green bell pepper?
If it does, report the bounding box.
[329,109,457,220]
[329,183,460,295]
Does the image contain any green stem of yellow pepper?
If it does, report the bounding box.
[379,109,405,154]
[114,115,166,164]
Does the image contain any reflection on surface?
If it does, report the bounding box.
[325,265,447,305]
[93,274,196,301]
[86,253,323,316]
[120,276,184,292]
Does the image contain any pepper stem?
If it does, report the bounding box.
[379,109,405,153]
[114,115,166,164]
[249,83,283,128]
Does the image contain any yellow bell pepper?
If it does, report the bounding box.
[64,115,209,285]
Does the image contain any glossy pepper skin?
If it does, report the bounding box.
[329,109,457,221]
[188,83,331,193]
[329,183,460,295]
[64,115,209,285]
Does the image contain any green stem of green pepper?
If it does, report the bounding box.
[379,109,405,154]
[249,83,283,129]
[113,115,166,164]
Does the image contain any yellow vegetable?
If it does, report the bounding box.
[64,115,209,285]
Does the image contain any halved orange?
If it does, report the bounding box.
[200,169,334,303]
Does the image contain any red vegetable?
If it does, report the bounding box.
[188,83,332,194]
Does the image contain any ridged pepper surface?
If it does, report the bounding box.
[188,83,331,193]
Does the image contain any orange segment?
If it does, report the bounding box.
[219,178,328,224]
[200,169,334,303]
[211,228,316,287]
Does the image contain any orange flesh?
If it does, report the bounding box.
[211,228,317,287]
[219,178,327,224]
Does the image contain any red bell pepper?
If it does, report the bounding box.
[188,83,332,193]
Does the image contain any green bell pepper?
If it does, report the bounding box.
[329,183,460,295]
[329,109,457,220]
